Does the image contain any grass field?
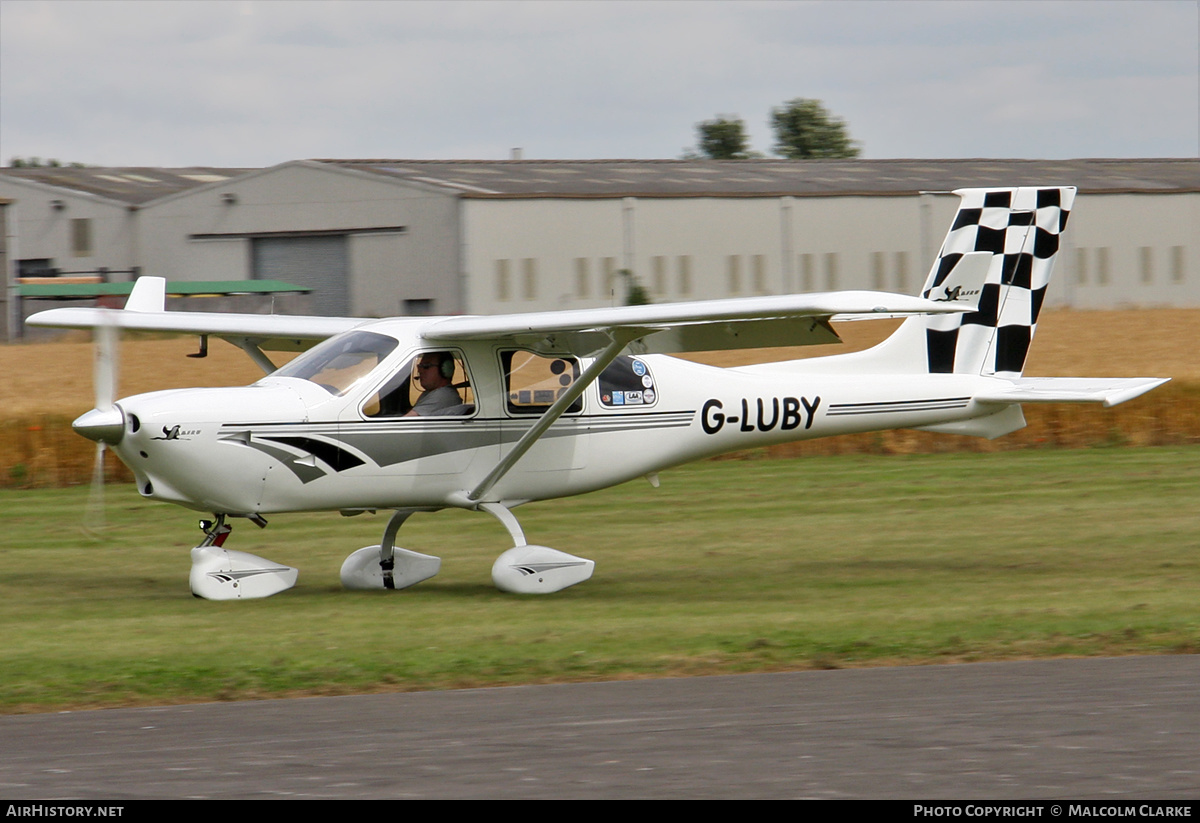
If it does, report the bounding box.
[1,311,1196,712]
[1,447,1197,714]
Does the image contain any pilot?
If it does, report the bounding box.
[406,352,463,416]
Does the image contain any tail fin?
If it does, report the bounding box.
[814,186,1076,377]
[921,186,1075,378]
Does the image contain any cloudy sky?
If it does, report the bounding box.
[1,0,1197,167]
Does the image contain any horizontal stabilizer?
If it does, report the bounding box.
[975,377,1170,408]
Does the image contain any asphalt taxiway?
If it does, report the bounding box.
[1,656,1197,799]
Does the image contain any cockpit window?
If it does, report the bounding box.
[502,350,582,414]
[271,331,398,396]
[598,356,657,408]
[362,351,475,418]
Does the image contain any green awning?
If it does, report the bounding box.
[19,279,312,298]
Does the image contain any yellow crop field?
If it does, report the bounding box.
[2,309,1197,487]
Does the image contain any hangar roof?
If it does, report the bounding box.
[6,159,1200,206]
[0,166,254,206]
[316,158,1200,198]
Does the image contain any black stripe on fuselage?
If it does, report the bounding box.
[825,397,971,417]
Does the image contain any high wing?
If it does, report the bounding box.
[420,290,972,357]
[27,276,973,362]
[25,277,366,356]
[422,251,991,356]
[26,305,363,348]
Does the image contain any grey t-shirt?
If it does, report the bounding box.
[411,385,462,415]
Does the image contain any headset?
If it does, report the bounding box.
[414,352,456,383]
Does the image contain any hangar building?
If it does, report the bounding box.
[3,158,1199,330]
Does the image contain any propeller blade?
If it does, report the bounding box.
[83,441,107,534]
[83,315,119,535]
[94,318,118,412]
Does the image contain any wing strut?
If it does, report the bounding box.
[229,338,278,374]
[466,329,644,503]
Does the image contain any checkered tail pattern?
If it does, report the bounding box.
[920,186,1075,379]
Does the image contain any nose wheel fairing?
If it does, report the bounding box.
[188,515,298,601]
[189,547,299,600]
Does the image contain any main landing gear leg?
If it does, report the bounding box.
[189,514,298,600]
[479,502,595,594]
[340,509,441,591]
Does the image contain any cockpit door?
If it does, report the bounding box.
[498,349,589,473]
[337,349,492,478]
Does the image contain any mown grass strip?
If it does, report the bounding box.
[1,447,1198,713]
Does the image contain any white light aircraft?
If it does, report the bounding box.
[28,186,1167,600]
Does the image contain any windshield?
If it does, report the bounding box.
[271,330,398,395]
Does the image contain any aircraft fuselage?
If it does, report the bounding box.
[106,324,1007,516]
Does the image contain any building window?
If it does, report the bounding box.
[601,257,618,297]
[677,255,692,296]
[1139,246,1153,285]
[727,255,742,294]
[403,298,433,316]
[496,259,511,300]
[575,257,590,298]
[800,254,814,292]
[894,251,910,293]
[71,218,92,257]
[1096,247,1110,285]
[522,258,537,300]
[18,258,55,277]
[752,254,767,294]
[871,251,885,290]
[1172,245,1185,284]
[824,253,838,290]
[652,255,667,297]
[1075,247,1088,285]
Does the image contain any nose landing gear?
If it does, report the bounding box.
[189,514,298,600]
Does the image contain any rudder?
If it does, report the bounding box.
[922,186,1075,378]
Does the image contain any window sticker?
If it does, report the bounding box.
[598,356,657,408]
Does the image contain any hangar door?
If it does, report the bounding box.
[252,235,349,316]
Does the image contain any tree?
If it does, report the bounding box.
[619,269,651,306]
[694,116,754,159]
[682,115,764,160]
[7,157,87,168]
[769,98,860,159]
